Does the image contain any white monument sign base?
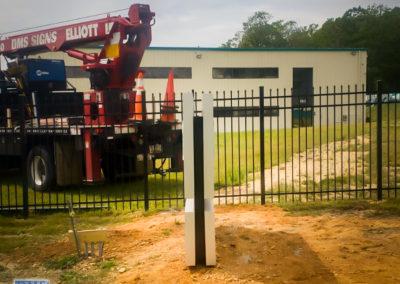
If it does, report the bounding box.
[183,92,216,266]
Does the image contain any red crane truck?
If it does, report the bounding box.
[0,4,182,191]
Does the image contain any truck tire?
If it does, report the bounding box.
[27,146,55,191]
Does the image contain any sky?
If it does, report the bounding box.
[0,0,399,48]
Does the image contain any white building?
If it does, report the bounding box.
[39,47,368,129]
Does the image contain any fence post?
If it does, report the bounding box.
[183,92,216,266]
[259,86,266,205]
[142,91,149,210]
[18,94,29,218]
[376,80,383,200]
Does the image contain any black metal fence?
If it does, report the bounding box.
[0,85,184,215]
[212,82,399,204]
[1,81,399,215]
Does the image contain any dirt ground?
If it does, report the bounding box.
[5,204,400,283]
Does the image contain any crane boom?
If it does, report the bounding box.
[1,4,155,90]
[0,17,117,58]
[0,4,154,59]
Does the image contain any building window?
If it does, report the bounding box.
[141,67,192,79]
[65,66,192,79]
[214,106,279,117]
[212,67,279,79]
[65,66,89,78]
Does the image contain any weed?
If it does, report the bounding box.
[96,259,117,270]
[60,270,88,283]
[141,208,163,217]
[0,265,12,282]
[162,229,170,236]
[0,237,31,254]
[174,219,181,225]
[0,210,141,255]
[44,254,78,270]
[149,254,161,259]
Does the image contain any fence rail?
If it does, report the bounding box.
[1,81,399,215]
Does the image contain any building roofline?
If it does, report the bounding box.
[88,45,366,52]
[147,46,367,52]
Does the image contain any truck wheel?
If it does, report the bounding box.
[27,146,55,191]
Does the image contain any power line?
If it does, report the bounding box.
[0,7,129,36]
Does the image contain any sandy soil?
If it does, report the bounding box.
[106,206,400,283]
[109,205,400,284]
[7,205,399,283]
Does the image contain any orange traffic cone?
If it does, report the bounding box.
[161,70,177,122]
[133,72,147,120]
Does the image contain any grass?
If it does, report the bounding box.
[0,265,12,283]
[0,210,157,283]
[216,104,400,191]
[1,103,400,210]
[162,229,170,236]
[60,270,91,283]
[279,198,400,216]
[96,259,117,270]
[55,259,119,283]
[0,210,140,255]
[44,255,78,270]
[215,123,364,187]
[0,172,184,211]
[367,104,400,188]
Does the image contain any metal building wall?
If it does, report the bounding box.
[36,47,367,130]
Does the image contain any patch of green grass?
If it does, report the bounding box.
[215,120,369,188]
[317,175,370,191]
[174,219,181,225]
[0,171,184,211]
[365,104,400,187]
[0,265,12,282]
[141,208,164,217]
[96,259,117,271]
[149,254,161,259]
[367,199,400,216]
[0,236,31,254]
[162,229,170,236]
[0,210,138,255]
[44,255,78,270]
[60,270,90,283]
[279,199,400,217]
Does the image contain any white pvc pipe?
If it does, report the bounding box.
[182,92,196,266]
[202,92,216,266]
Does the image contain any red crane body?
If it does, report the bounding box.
[0,4,155,90]
[0,4,181,188]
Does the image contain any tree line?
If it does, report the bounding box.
[222,5,400,91]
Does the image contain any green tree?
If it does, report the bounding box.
[311,5,400,90]
[222,5,400,90]
[222,11,316,48]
